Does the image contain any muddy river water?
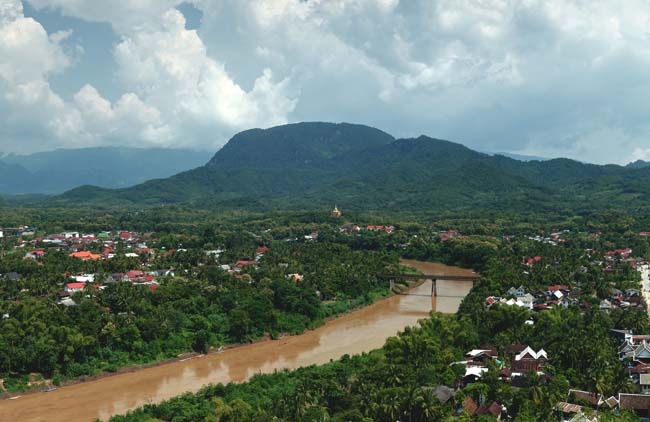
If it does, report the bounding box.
[0,260,475,422]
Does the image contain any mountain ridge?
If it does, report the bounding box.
[54,122,650,213]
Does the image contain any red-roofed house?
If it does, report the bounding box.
[69,251,101,261]
[235,260,256,268]
[127,270,145,280]
[25,250,45,260]
[65,282,86,292]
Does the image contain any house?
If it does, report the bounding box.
[519,293,535,310]
[560,296,576,308]
[619,393,650,418]
[515,346,548,361]
[69,251,101,261]
[476,401,503,420]
[65,282,86,293]
[127,270,145,280]
[462,396,478,416]
[551,289,565,299]
[633,341,650,364]
[499,368,512,381]
[24,250,45,260]
[465,349,496,366]
[555,401,583,420]
[512,346,547,373]
[235,260,256,268]
[630,363,650,377]
[463,366,488,385]
[568,389,601,407]
[57,297,76,307]
[602,396,620,409]
[422,385,455,404]
[522,255,542,266]
[4,272,21,281]
[600,299,613,311]
[507,285,527,297]
[640,374,650,395]
[620,340,637,360]
[486,295,534,310]
[119,231,136,241]
[72,274,95,283]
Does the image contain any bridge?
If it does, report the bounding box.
[377,273,480,297]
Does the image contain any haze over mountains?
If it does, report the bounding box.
[0,147,207,194]
[53,122,650,214]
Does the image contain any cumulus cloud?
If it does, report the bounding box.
[1,0,295,152]
[110,8,296,148]
[25,0,181,32]
[5,0,650,163]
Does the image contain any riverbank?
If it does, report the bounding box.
[0,260,476,422]
[0,267,424,401]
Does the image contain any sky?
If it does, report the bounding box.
[1,0,650,164]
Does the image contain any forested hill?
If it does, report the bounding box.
[56,122,650,213]
[0,147,208,194]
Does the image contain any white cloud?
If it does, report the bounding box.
[3,0,650,163]
[111,8,296,148]
[25,0,182,32]
[1,1,295,152]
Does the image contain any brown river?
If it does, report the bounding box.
[0,260,475,422]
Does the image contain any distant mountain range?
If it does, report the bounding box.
[626,160,650,169]
[0,147,208,194]
[52,122,650,214]
[490,152,549,162]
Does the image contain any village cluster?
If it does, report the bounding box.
[480,235,650,421]
[0,225,319,307]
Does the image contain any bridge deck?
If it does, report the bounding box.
[377,273,480,281]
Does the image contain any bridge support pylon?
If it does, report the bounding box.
[389,279,395,291]
[431,279,437,297]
